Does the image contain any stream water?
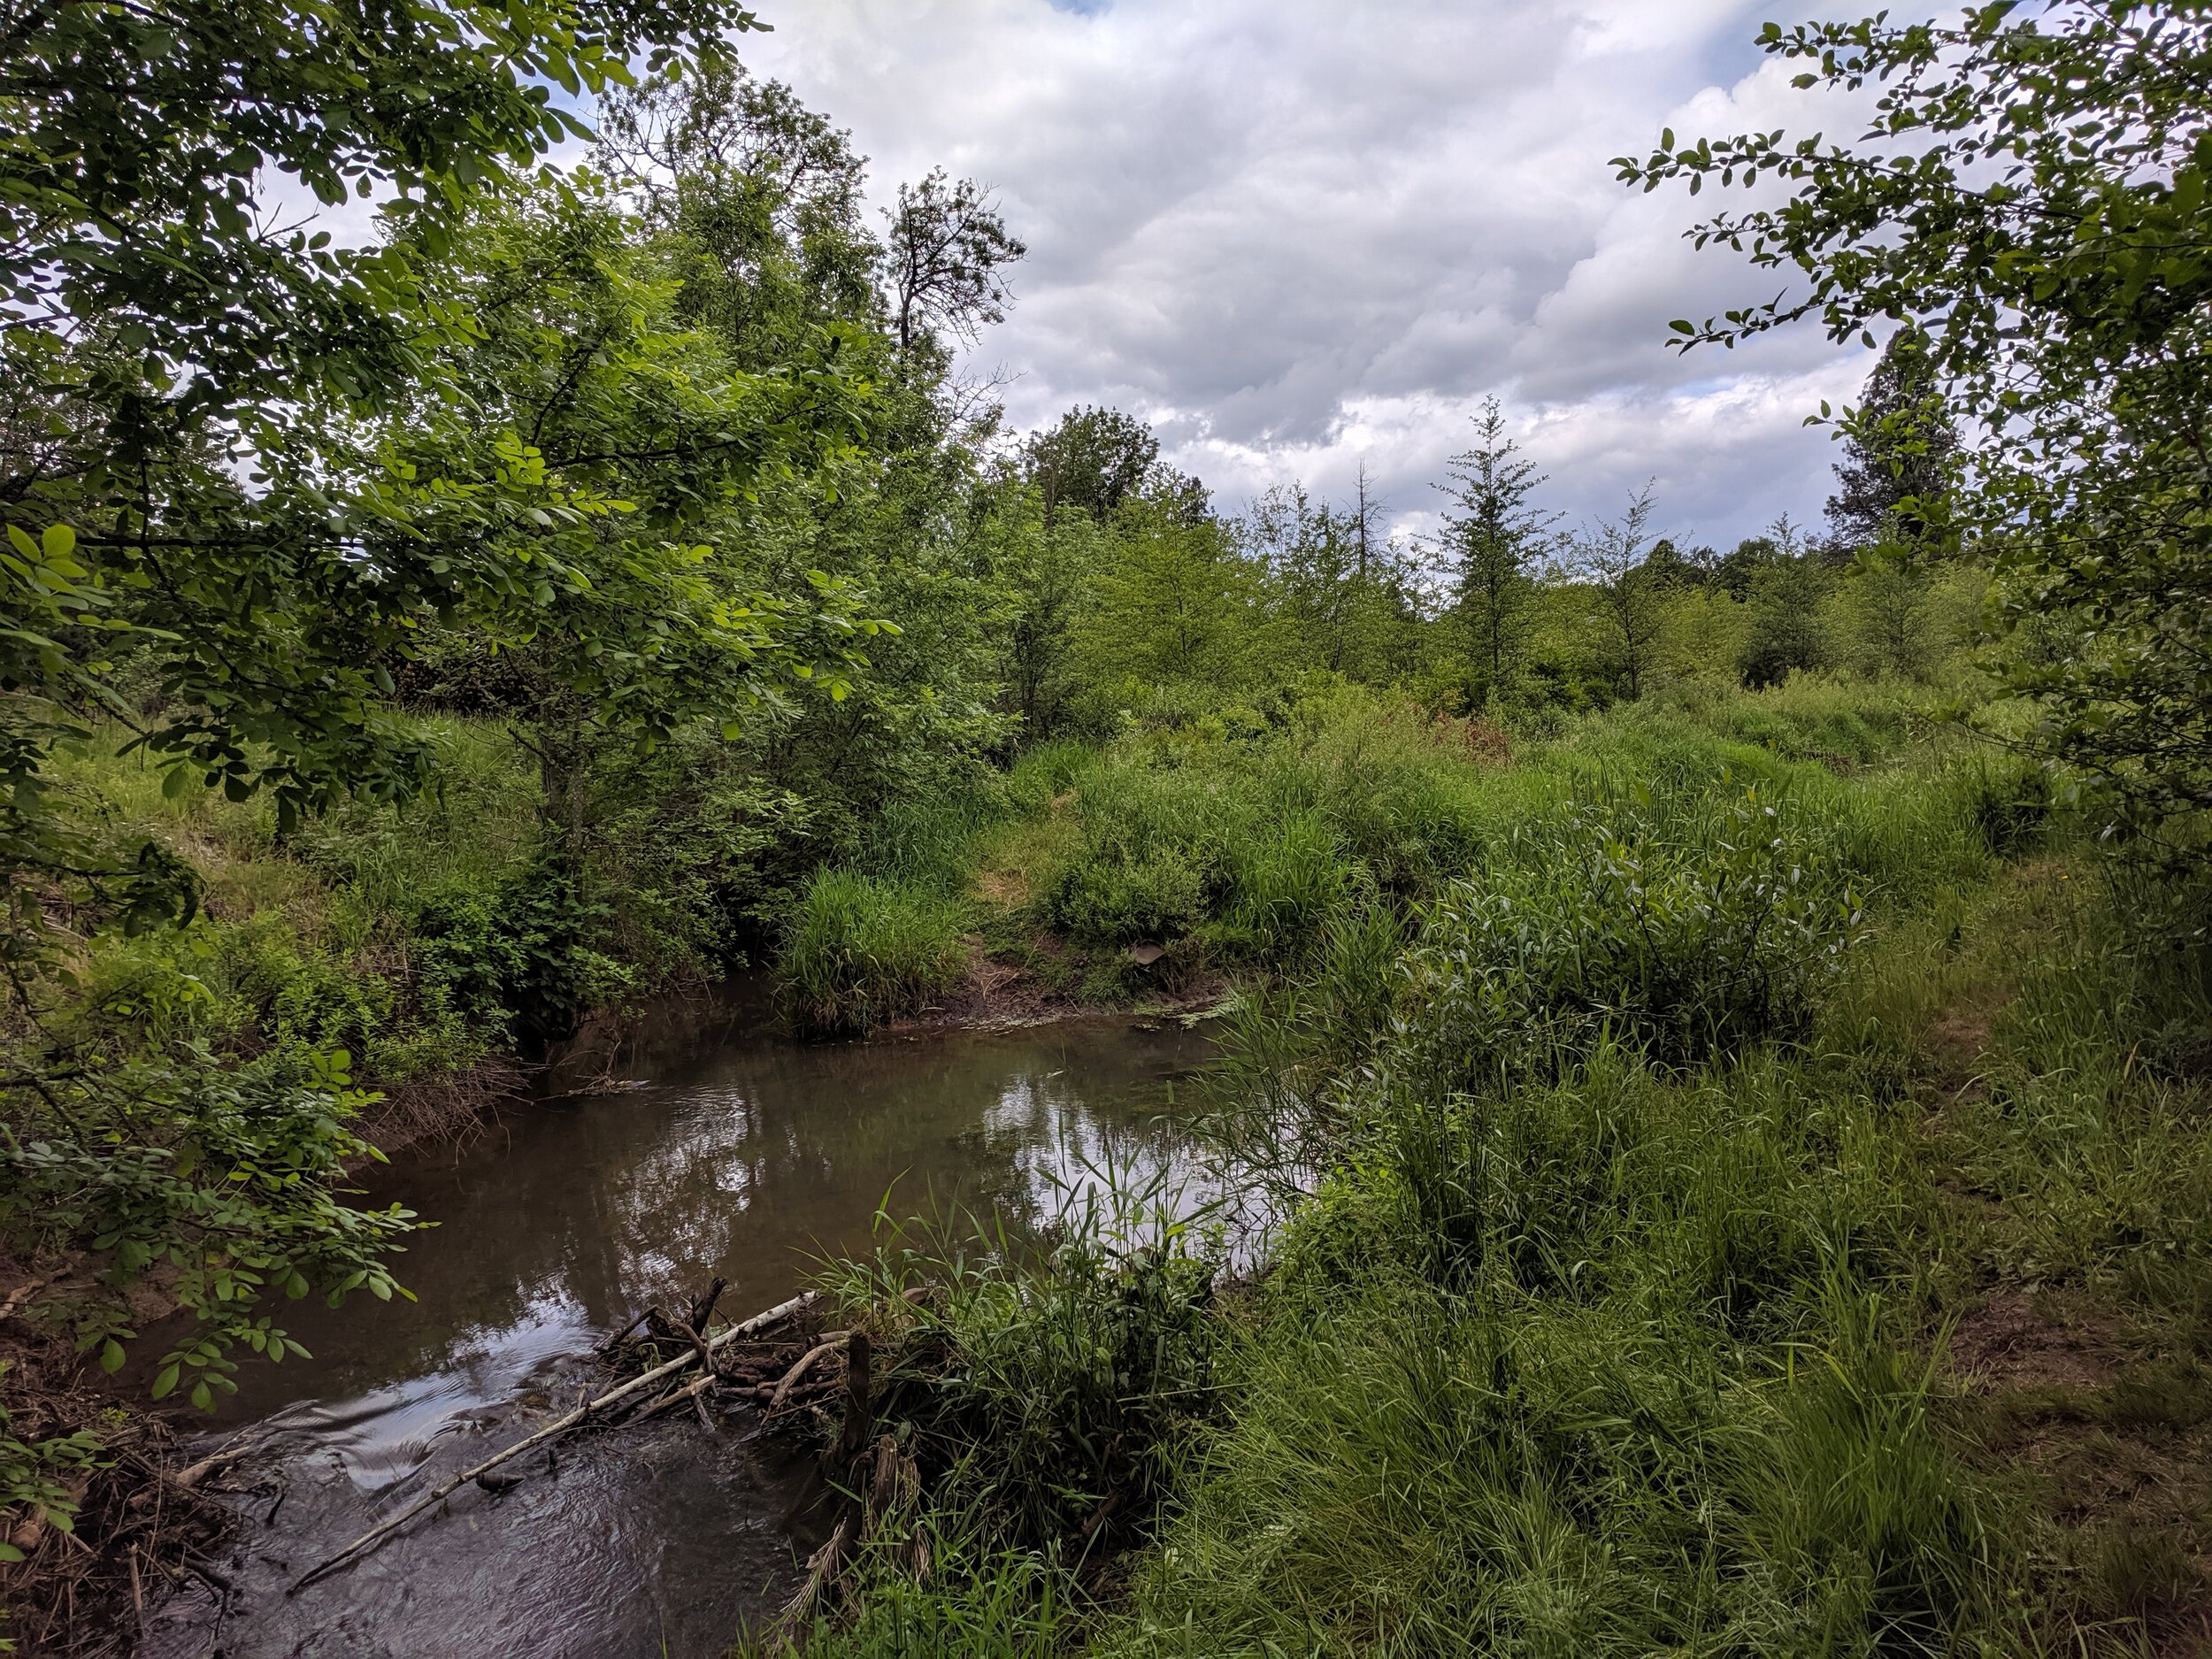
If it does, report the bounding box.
[143,987,1218,1659]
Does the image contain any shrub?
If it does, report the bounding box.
[413,854,632,1045]
[1400,786,1866,1083]
[1041,760,1251,945]
[1964,756,2055,859]
[1288,708,1497,897]
[780,871,970,1036]
[1045,855,1208,947]
[822,1186,1218,1557]
[1739,557,1833,689]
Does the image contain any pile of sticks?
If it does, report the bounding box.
[605,1276,855,1430]
[285,1272,926,1646]
[606,1277,930,1635]
[288,1281,834,1593]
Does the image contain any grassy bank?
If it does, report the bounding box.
[11,674,2205,1656]
[758,678,2212,1658]
[772,675,1938,1033]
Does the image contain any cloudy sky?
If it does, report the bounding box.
[734,0,1879,549]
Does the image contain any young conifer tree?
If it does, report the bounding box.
[1824,326,1959,560]
[1438,397,1558,701]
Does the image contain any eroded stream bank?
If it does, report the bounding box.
[149,988,1217,1659]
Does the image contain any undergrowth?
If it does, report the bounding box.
[777,680,2212,1659]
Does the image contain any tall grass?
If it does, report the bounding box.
[780,870,971,1036]
[792,680,2187,1657]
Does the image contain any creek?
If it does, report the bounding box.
[142,985,1218,1659]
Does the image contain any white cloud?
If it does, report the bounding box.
[733,0,1878,545]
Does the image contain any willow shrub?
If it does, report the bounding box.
[1396,784,1867,1091]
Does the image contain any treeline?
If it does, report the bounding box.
[993,335,1970,734]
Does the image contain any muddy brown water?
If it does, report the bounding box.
[149,987,1219,1659]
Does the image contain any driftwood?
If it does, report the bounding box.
[685,1275,728,1334]
[833,1333,872,1467]
[289,1289,816,1594]
[631,1369,716,1425]
[173,1431,272,1491]
[765,1333,849,1414]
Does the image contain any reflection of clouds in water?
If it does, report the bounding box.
[254,1015,1221,1443]
[260,1290,594,1494]
[212,1014,1230,1659]
[986,1063,1224,1249]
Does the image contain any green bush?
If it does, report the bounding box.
[821,1185,1219,1556]
[1041,759,1252,945]
[1963,756,2055,859]
[414,854,632,1044]
[1401,786,1865,1081]
[779,870,970,1036]
[1045,854,1209,947]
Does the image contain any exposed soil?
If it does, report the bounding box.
[1950,1287,2117,1395]
[891,939,1232,1033]
[1946,1248,2212,1650]
[0,1265,234,1657]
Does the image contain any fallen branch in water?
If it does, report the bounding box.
[288,1289,817,1594]
[632,1368,716,1425]
[173,1428,272,1490]
[765,1333,849,1415]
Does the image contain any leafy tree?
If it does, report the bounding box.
[1437,397,1557,700]
[883,169,1027,353]
[1711,535,1782,602]
[1642,537,1717,588]
[996,488,1104,737]
[1086,493,1260,691]
[1024,405,1161,525]
[1255,488,1355,671]
[1656,580,1750,686]
[1738,518,1832,688]
[0,0,774,967]
[1847,557,1942,680]
[1572,486,1665,700]
[0,0,818,1402]
[1243,483,1417,680]
[596,58,884,364]
[1619,1,2212,826]
[373,176,887,852]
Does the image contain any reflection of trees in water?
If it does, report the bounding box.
[243,1019,1215,1408]
[977,1066,1200,1235]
